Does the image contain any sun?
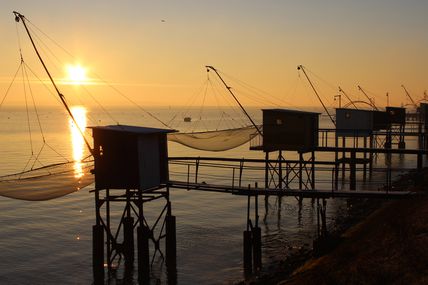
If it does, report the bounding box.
[65,64,88,85]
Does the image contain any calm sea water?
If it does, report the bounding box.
[0,106,420,284]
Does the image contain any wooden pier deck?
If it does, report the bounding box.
[169,181,415,199]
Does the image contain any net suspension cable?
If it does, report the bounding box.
[217,70,298,108]
[205,71,250,129]
[206,66,263,137]
[4,33,70,177]
[297,65,336,126]
[357,85,379,110]
[13,12,262,155]
[14,11,94,156]
[19,15,131,127]
[338,86,359,110]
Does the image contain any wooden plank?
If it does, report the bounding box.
[168,181,415,199]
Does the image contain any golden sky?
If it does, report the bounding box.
[0,0,427,109]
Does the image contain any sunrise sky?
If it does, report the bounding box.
[0,0,427,108]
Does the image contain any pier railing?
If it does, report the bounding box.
[168,152,421,196]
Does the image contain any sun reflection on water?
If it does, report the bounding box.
[69,106,87,178]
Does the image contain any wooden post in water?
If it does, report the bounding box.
[311,151,315,189]
[124,189,134,269]
[299,152,303,190]
[252,226,262,271]
[93,189,104,284]
[243,190,252,275]
[166,201,177,268]
[398,123,406,149]
[363,137,367,181]
[321,199,327,238]
[243,230,253,275]
[334,134,339,189]
[369,134,374,175]
[92,224,104,285]
[278,151,283,189]
[350,151,356,190]
[385,129,392,149]
[264,152,269,211]
[342,137,346,179]
[417,152,423,171]
[425,123,428,153]
[123,216,135,268]
[252,185,262,271]
[138,225,150,284]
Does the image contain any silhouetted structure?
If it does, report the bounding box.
[90,125,177,284]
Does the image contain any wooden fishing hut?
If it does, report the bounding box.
[251,109,320,190]
[386,106,406,149]
[419,103,428,149]
[247,109,319,273]
[261,109,319,152]
[336,108,379,137]
[335,108,380,188]
[420,103,428,125]
[90,125,177,284]
[386,107,406,125]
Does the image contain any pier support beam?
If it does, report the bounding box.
[92,186,175,284]
[243,230,253,275]
[243,191,262,275]
[314,198,329,256]
[166,214,177,268]
[252,226,262,271]
[92,224,104,285]
[123,217,135,268]
[385,130,392,149]
[350,151,356,190]
[137,225,150,284]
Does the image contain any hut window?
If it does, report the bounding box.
[99,145,104,156]
[276,118,283,125]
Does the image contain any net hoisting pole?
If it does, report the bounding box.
[338,86,359,110]
[357,85,378,111]
[205,66,263,137]
[401,85,417,109]
[13,11,94,155]
[297,65,336,126]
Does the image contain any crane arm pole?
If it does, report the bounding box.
[13,11,93,155]
[401,85,417,108]
[338,86,359,110]
[357,85,378,110]
[205,66,263,136]
[297,65,336,126]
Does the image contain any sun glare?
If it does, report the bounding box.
[70,106,87,178]
[66,64,88,85]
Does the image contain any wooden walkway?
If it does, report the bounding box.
[169,181,415,199]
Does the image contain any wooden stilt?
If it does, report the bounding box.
[252,226,262,271]
[350,151,356,190]
[138,226,150,284]
[243,230,252,274]
[92,224,104,285]
[166,215,177,267]
[123,217,134,268]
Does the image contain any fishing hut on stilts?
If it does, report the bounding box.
[419,103,428,150]
[335,108,383,188]
[248,109,320,272]
[90,125,177,284]
[385,107,407,149]
[9,12,428,284]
